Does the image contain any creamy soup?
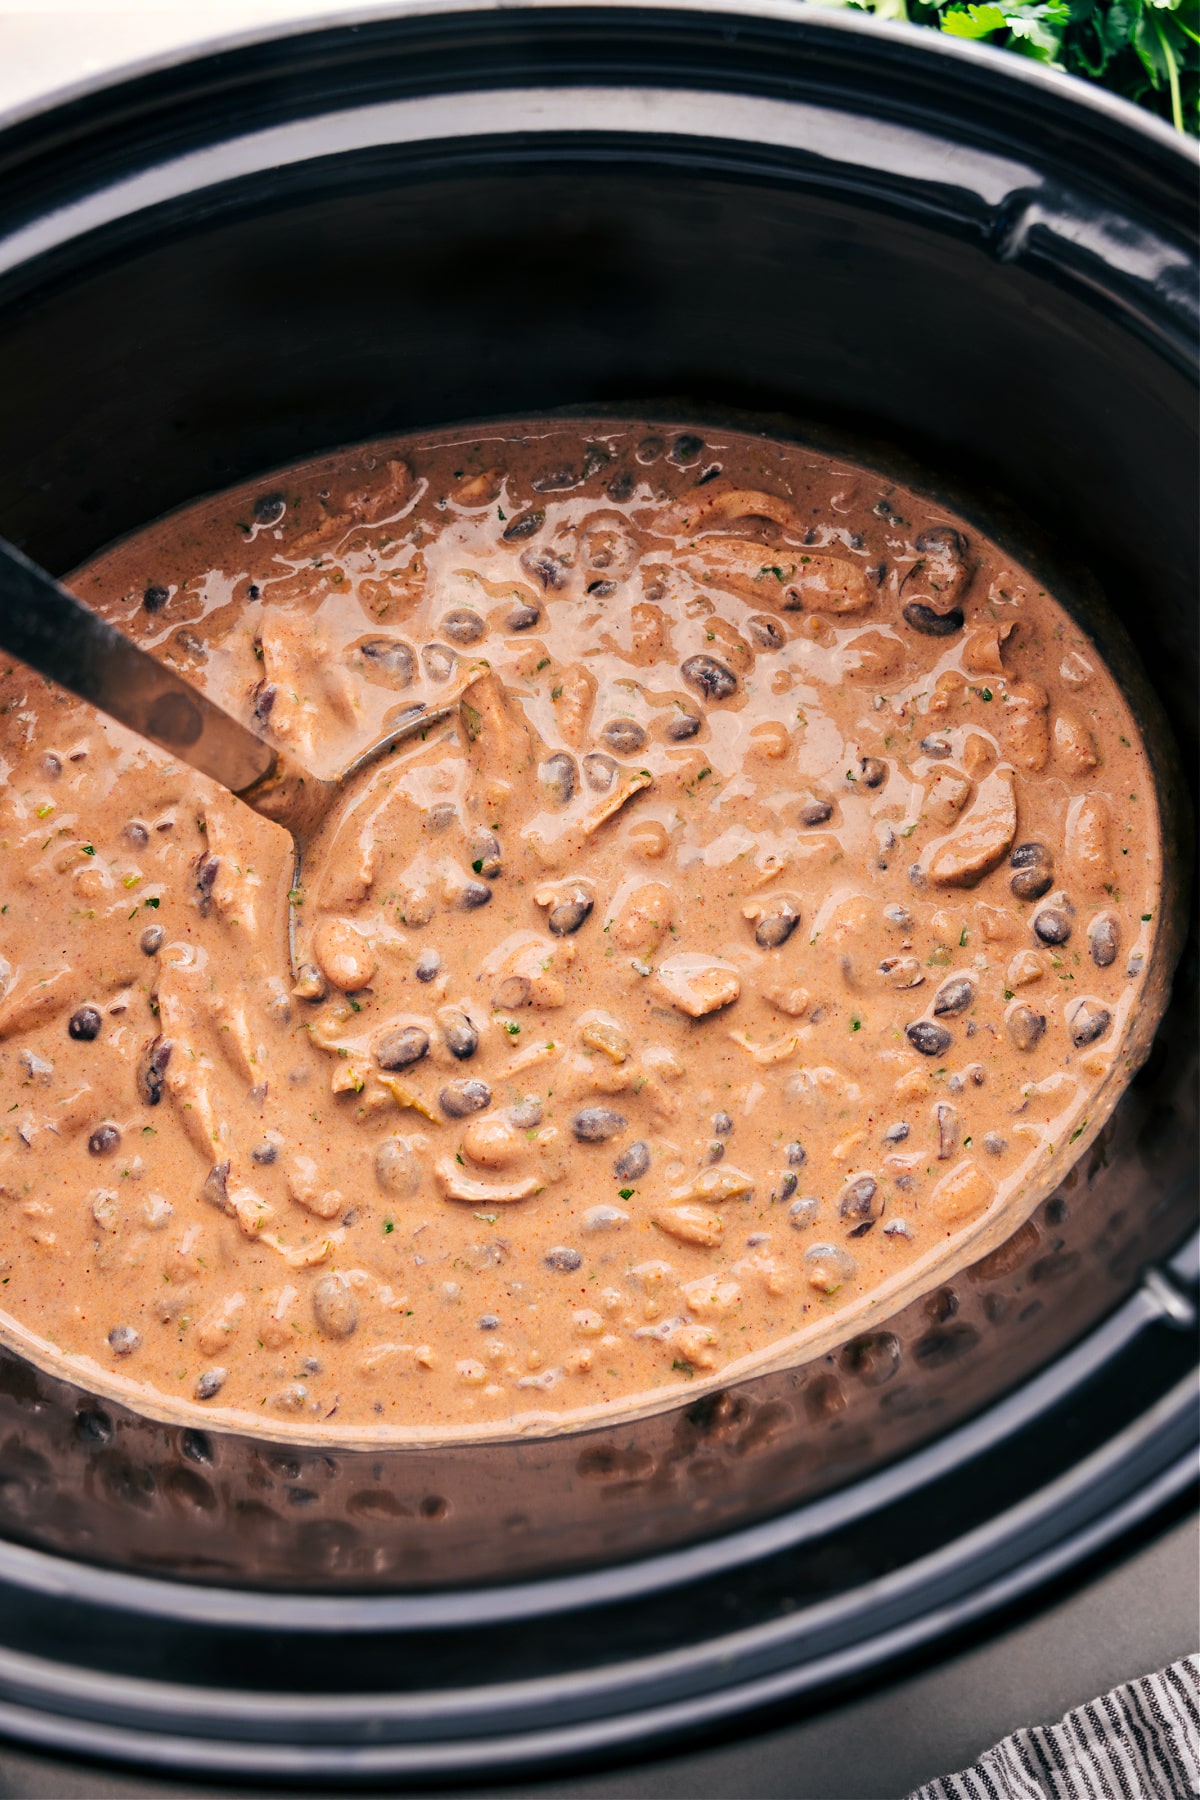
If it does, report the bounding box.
[0,422,1164,1438]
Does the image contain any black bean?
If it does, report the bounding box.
[1033,907,1071,946]
[440,1079,491,1118]
[358,637,416,686]
[933,976,975,1017]
[1068,1000,1112,1047]
[374,1026,429,1071]
[572,1107,626,1143]
[705,1140,725,1164]
[42,752,62,777]
[858,756,888,789]
[668,434,705,466]
[1005,1004,1046,1052]
[906,1020,952,1057]
[441,609,486,645]
[253,492,287,525]
[607,470,636,503]
[584,1204,629,1231]
[141,921,166,964]
[313,1273,358,1338]
[800,799,833,826]
[415,949,441,982]
[108,1326,141,1356]
[293,963,328,1002]
[251,1140,278,1165]
[755,903,800,949]
[1088,916,1119,968]
[493,975,532,1010]
[470,829,502,879]
[200,1161,230,1209]
[665,711,702,741]
[839,1175,882,1234]
[532,465,578,493]
[19,1049,52,1083]
[712,1112,734,1137]
[143,584,169,613]
[507,603,541,631]
[509,1098,543,1129]
[195,1368,227,1401]
[936,1102,959,1160]
[522,550,570,591]
[916,525,967,559]
[250,681,277,727]
[636,435,664,464]
[459,880,492,910]
[903,602,963,637]
[747,614,785,651]
[425,801,457,834]
[549,896,593,936]
[136,1034,173,1105]
[884,903,913,930]
[122,819,150,848]
[602,718,646,754]
[613,1140,651,1181]
[88,1123,121,1157]
[69,1005,102,1042]
[541,752,578,805]
[681,654,737,702]
[502,508,544,541]
[983,1132,1007,1156]
[884,1122,910,1142]
[920,736,952,759]
[587,579,617,598]
[789,1195,819,1229]
[195,854,219,915]
[583,752,617,792]
[786,1141,807,1168]
[421,642,456,683]
[478,1314,501,1331]
[1010,842,1054,902]
[544,1246,583,1273]
[442,1013,479,1060]
[772,1171,799,1203]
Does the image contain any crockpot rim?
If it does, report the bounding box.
[0,0,1189,1605]
[0,0,1194,164]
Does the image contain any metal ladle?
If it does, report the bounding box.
[0,535,464,951]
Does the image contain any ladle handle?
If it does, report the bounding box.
[0,535,275,794]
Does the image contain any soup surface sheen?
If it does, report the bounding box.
[0,423,1162,1438]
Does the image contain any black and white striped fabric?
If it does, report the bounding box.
[912,1655,1200,1800]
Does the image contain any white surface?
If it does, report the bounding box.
[0,2,362,115]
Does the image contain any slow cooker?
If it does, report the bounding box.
[0,2,1194,1780]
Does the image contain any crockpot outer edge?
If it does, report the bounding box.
[0,1,1195,245]
[0,0,1194,1771]
[0,1316,1190,1781]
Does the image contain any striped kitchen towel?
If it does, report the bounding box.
[911,1654,1200,1799]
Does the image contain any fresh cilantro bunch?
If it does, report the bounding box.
[833,0,1200,133]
